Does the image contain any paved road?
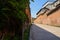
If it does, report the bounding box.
[29,23,60,40]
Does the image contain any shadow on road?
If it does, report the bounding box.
[29,24,60,40]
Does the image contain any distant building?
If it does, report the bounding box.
[42,0,60,9]
[34,0,60,26]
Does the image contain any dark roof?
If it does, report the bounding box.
[36,7,49,15]
[51,0,58,4]
[47,4,60,16]
[36,0,58,15]
[36,9,42,15]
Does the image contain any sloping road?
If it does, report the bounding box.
[29,23,60,40]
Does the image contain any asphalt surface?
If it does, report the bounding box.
[29,23,60,40]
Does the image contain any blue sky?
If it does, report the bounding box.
[30,0,56,18]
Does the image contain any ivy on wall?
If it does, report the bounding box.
[0,0,32,40]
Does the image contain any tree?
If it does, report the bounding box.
[0,0,31,40]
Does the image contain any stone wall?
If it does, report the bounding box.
[34,8,60,26]
[47,9,60,26]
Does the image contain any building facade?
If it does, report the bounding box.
[34,0,60,26]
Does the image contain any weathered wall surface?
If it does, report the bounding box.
[47,9,60,26]
[34,15,43,23]
[25,7,31,23]
[34,9,60,26]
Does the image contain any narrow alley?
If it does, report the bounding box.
[29,23,60,40]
